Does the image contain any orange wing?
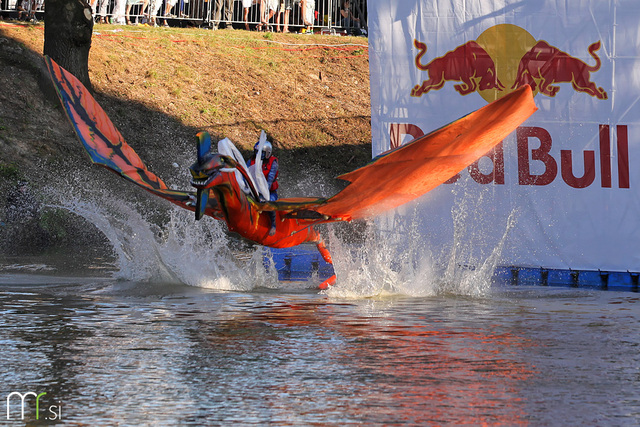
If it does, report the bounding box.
[45,56,222,218]
[312,85,537,221]
[46,55,535,225]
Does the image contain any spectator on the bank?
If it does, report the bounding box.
[148,0,163,25]
[32,0,43,18]
[126,0,149,24]
[213,0,233,29]
[112,0,127,24]
[242,0,258,30]
[258,0,278,31]
[16,0,39,21]
[162,0,179,26]
[16,0,30,20]
[340,0,360,33]
[280,0,311,32]
[300,0,314,32]
[92,0,111,23]
[280,0,292,32]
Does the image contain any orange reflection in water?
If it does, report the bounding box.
[201,300,535,425]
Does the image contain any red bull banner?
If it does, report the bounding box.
[368,1,639,273]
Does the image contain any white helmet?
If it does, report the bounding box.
[263,141,272,159]
[255,140,272,160]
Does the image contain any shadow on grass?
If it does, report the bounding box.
[0,28,373,254]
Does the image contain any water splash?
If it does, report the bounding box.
[440,208,518,296]
[439,176,519,296]
[325,185,519,299]
[324,214,439,299]
[45,187,278,290]
[40,165,516,296]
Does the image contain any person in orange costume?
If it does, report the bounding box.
[45,56,536,290]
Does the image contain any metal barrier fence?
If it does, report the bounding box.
[0,0,367,33]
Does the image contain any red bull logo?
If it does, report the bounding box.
[411,40,505,97]
[411,24,608,102]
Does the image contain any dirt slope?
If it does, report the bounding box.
[0,21,372,253]
[0,21,371,187]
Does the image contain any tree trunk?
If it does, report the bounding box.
[44,0,94,90]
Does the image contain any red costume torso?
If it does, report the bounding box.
[249,156,279,191]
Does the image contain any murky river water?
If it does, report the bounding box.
[1,201,639,425]
[1,266,638,426]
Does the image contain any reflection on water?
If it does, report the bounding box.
[1,190,638,424]
[1,276,638,425]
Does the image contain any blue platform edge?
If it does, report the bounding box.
[494,266,639,291]
[264,246,335,282]
[264,247,638,291]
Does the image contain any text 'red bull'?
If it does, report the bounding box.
[389,124,630,189]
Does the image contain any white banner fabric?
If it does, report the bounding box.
[367,0,640,271]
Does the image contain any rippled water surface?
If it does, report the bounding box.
[1,269,639,426]
[1,200,639,425]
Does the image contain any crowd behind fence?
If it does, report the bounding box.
[0,0,367,34]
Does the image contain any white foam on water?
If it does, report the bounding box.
[323,217,440,299]
[46,187,280,291]
[43,167,516,297]
[324,185,518,299]
[0,264,56,272]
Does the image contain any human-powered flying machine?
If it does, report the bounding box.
[45,57,536,289]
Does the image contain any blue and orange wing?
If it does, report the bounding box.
[45,56,222,219]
